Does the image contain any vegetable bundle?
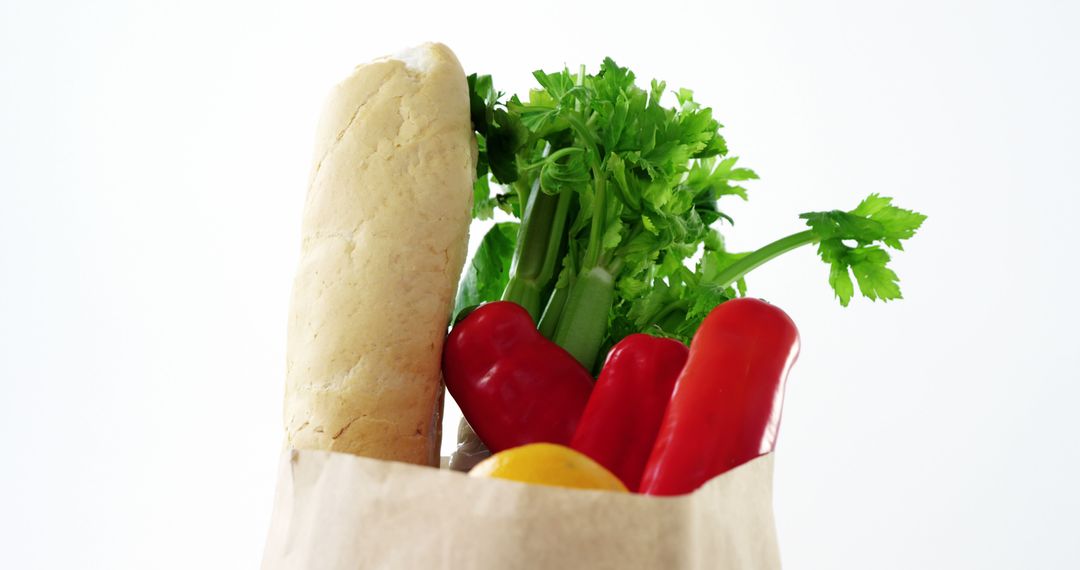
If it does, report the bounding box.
[457,59,925,371]
[446,58,925,492]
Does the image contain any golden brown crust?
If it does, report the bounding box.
[284,43,474,465]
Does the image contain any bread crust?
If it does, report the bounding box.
[285,43,474,465]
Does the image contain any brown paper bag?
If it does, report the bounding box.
[262,448,780,569]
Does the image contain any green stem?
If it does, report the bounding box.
[502,275,544,322]
[713,229,819,289]
[657,309,688,332]
[540,191,572,283]
[537,284,568,339]
[524,146,581,169]
[650,299,690,327]
[583,166,606,269]
[503,188,554,319]
[552,265,617,370]
[502,172,572,322]
[511,177,530,219]
[538,241,581,340]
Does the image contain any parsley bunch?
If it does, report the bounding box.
[455,59,926,371]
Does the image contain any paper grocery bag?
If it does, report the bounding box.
[262,448,780,569]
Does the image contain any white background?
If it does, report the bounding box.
[2,0,1078,568]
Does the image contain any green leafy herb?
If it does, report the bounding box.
[800,194,927,306]
[467,62,926,370]
[453,222,519,319]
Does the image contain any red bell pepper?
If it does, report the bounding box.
[639,298,800,496]
[442,301,594,453]
[570,334,688,492]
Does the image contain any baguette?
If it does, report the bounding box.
[284,43,474,465]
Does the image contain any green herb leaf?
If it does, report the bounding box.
[453,222,519,316]
[800,194,927,306]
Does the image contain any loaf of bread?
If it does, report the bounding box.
[284,43,474,465]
